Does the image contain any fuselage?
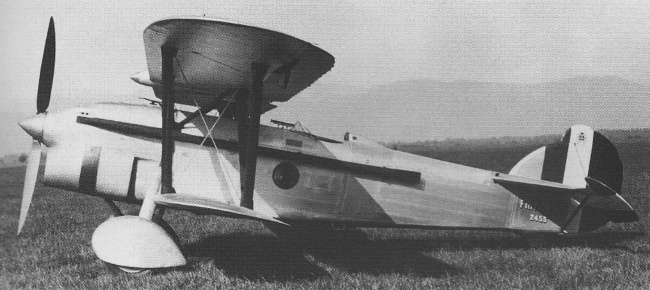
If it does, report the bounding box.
[37,102,559,233]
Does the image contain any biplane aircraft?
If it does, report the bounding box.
[17,17,640,273]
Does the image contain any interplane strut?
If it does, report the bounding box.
[237,63,268,209]
[160,45,178,194]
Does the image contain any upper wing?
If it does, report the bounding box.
[139,17,335,107]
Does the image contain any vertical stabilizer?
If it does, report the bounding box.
[508,125,631,233]
[510,125,622,192]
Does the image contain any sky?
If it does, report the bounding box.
[1,0,649,155]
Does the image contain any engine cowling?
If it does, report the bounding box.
[43,145,158,201]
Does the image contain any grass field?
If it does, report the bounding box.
[1,133,649,289]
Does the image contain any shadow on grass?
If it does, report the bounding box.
[303,230,461,278]
[183,233,330,282]
[182,230,461,281]
[390,230,647,252]
[181,228,646,281]
[544,231,647,252]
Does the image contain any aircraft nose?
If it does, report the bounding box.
[19,114,45,141]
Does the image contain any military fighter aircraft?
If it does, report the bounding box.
[17,17,639,273]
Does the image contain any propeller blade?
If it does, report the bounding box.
[18,141,42,234]
[36,17,55,114]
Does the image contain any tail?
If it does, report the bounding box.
[511,125,622,190]
[509,125,637,232]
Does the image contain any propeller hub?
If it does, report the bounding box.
[19,114,45,141]
[130,71,153,86]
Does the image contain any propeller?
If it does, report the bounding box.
[37,17,55,114]
[17,17,55,234]
[17,141,42,234]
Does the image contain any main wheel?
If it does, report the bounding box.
[104,262,151,275]
[117,266,148,274]
[102,212,181,274]
[110,209,181,245]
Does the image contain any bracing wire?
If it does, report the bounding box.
[173,92,237,191]
[193,92,239,204]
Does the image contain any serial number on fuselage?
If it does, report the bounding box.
[529,214,548,223]
[519,200,548,223]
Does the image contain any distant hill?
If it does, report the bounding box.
[393,127,650,151]
[275,76,649,143]
[394,128,650,173]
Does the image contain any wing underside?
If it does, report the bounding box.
[153,193,289,226]
[140,17,335,108]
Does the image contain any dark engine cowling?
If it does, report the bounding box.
[43,146,158,202]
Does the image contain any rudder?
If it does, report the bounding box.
[510,124,622,192]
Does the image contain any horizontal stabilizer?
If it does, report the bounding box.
[585,176,617,197]
[493,174,581,195]
[583,192,638,217]
[153,194,289,226]
[494,174,638,225]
